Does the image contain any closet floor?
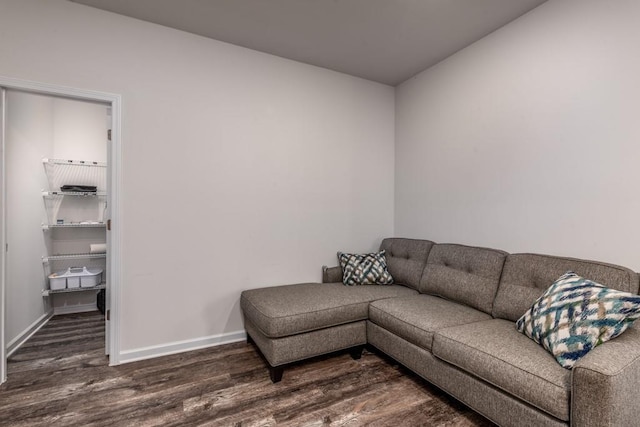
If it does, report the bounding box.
[0,312,492,426]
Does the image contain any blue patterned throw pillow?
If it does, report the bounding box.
[338,250,394,286]
[516,271,640,369]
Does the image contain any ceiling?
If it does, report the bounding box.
[70,0,548,86]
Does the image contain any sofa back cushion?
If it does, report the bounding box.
[493,253,640,321]
[419,243,507,314]
[379,238,435,290]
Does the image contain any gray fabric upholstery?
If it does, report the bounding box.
[368,295,490,351]
[493,253,640,321]
[245,317,366,367]
[420,243,507,314]
[572,324,640,427]
[243,240,640,426]
[367,322,567,427]
[322,265,343,283]
[432,319,570,421]
[241,282,417,338]
[380,238,435,290]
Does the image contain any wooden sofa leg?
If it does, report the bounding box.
[350,345,365,360]
[246,334,254,345]
[269,365,284,383]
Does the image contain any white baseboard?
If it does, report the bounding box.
[118,330,247,364]
[7,310,54,357]
[53,303,98,315]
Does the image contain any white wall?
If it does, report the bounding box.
[5,91,53,345]
[52,98,107,162]
[0,0,395,353]
[395,0,640,269]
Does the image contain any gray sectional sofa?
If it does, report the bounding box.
[240,238,640,427]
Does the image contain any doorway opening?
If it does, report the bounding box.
[0,77,122,385]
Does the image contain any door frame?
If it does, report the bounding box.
[0,76,123,384]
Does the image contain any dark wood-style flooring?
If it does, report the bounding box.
[0,312,494,426]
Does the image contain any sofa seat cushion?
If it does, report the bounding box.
[241,282,418,338]
[368,295,491,352]
[432,319,571,421]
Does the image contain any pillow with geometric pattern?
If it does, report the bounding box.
[516,271,640,369]
[338,250,394,286]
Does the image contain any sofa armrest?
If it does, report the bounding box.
[322,265,343,283]
[571,325,640,427]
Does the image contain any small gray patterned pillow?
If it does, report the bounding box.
[338,250,394,286]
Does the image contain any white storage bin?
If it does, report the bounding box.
[80,267,102,288]
[49,267,103,290]
[67,274,80,289]
[49,273,67,290]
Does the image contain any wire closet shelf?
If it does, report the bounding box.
[41,158,107,226]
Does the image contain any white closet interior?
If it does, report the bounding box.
[4,90,109,356]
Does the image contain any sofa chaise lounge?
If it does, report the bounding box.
[240,238,640,426]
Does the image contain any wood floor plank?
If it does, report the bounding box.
[0,312,495,426]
